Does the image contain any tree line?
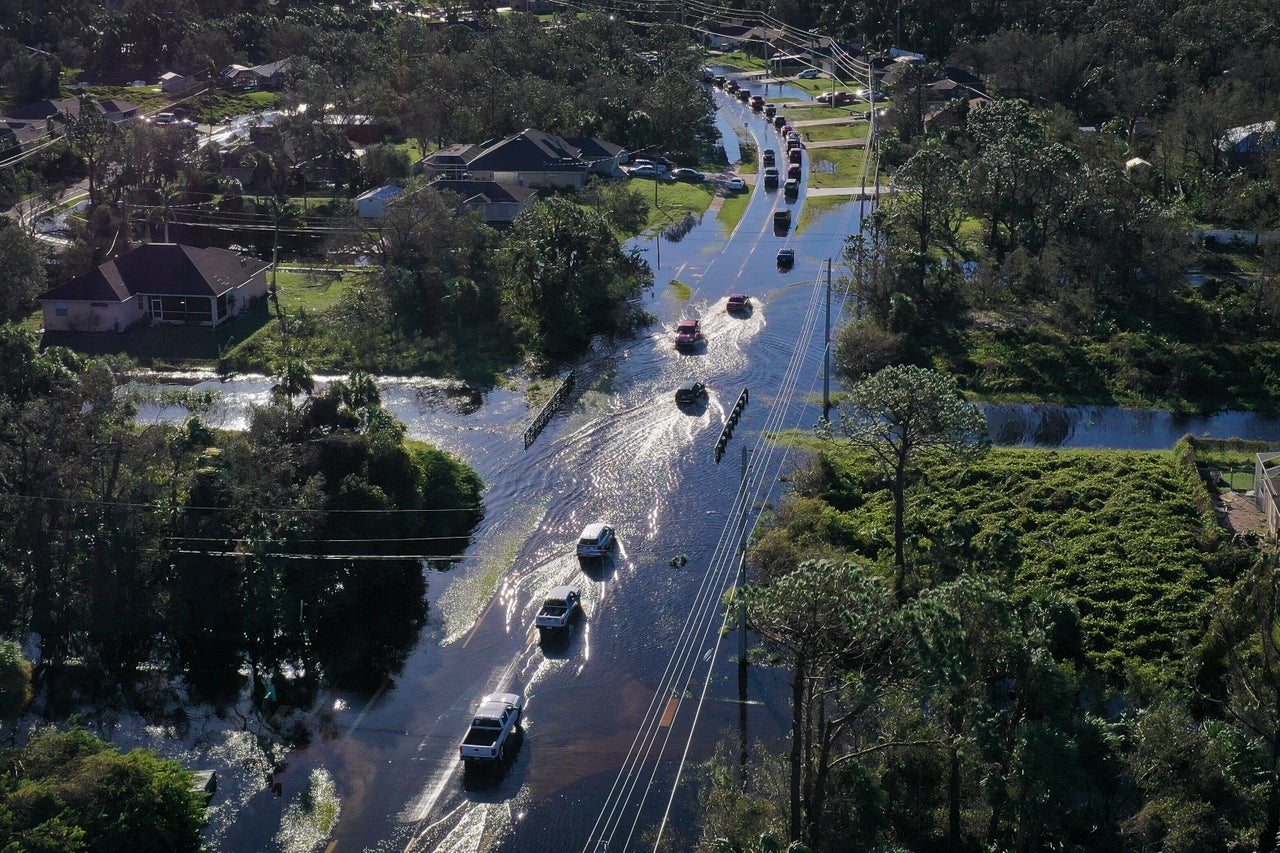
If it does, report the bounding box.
[705,366,1279,852]
[0,327,483,703]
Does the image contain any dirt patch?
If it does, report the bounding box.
[1214,490,1267,537]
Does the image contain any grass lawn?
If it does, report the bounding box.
[791,105,870,121]
[808,148,872,189]
[639,179,717,233]
[739,139,760,174]
[187,90,281,123]
[41,306,274,368]
[717,189,751,233]
[272,268,366,314]
[801,122,870,143]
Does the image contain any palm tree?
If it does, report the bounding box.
[148,179,180,243]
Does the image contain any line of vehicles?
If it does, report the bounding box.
[459,300,761,770]
[458,521,616,768]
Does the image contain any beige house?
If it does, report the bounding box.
[38,244,270,333]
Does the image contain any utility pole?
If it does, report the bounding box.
[737,445,751,663]
[823,258,832,421]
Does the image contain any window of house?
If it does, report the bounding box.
[55,303,68,317]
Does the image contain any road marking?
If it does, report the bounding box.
[659,695,680,727]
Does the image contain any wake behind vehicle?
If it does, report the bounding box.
[535,585,581,634]
[459,693,524,764]
[675,318,703,349]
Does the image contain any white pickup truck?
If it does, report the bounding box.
[458,692,524,764]
[535,585,581,633]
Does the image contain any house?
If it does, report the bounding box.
[1125,157,1154,180]
[219,59,292,92]
[421,143,482,179]
[160,71,192,94]
[97,99,140,123]
[0,119,47,153]
[4,96,140,126]
[430,178,538,223]
[37,244,270,333]
[563,136,628,177]
[354,184,404,218]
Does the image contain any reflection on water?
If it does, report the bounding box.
[984,403,1280,449]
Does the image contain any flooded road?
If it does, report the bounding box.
[135,79,1280,852]
[140,84,864,852]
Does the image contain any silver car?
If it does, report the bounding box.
[576,523,615,557]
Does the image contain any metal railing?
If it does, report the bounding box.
[524,370,576,448]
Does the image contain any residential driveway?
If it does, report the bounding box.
[804,138,868,149]
[791,115,867,127]
[807,185,894,197]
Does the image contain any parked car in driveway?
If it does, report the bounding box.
[727,176,746,191]
[797,68,823,79]
[671,168,705,182]
[626,164,664,179]
[576,522,615,556]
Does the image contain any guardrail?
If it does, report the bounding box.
[524,370,575,449]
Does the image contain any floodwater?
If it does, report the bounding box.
[126,80,1280,853]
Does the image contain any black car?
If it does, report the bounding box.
[671,167,705,182]
[763,167,779,188]
[777,248,795,268]
[675,382,708,405]
[784,179,800,197]
[774,209,792,230]
[773,115,788,129]
[762,149,776,167]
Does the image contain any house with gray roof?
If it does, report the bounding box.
[421,129,626,189]
[430,178,538,223]
[38,244,270,333]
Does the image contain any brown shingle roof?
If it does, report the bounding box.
[39,244,269,303]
